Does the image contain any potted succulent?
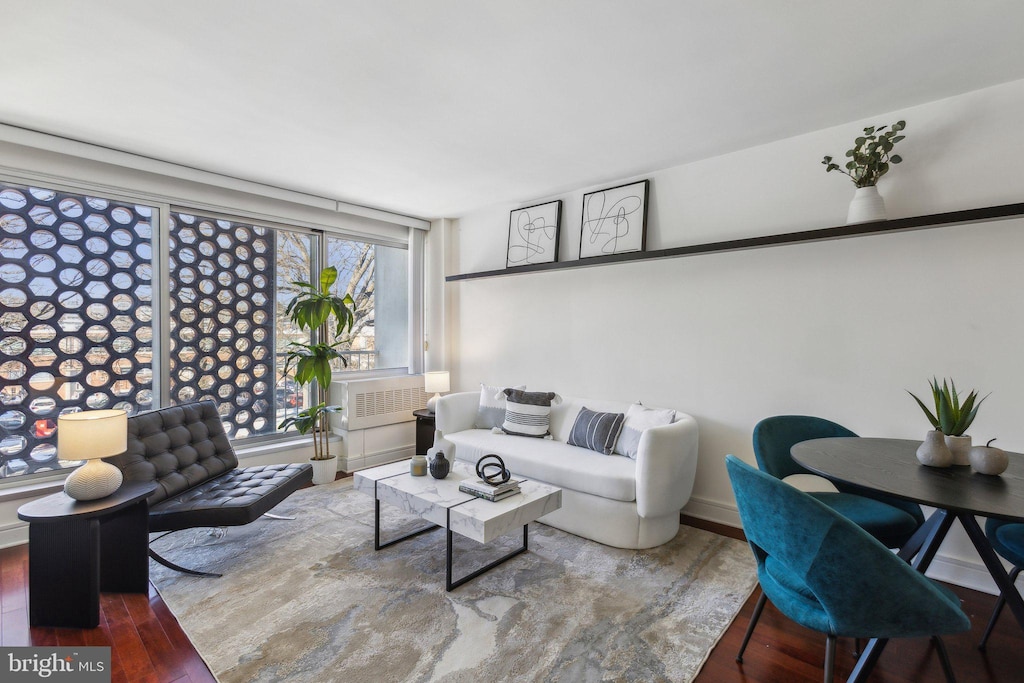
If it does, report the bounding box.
[278,266,355,484]
[908,377,987,467]
[822,120,906,224]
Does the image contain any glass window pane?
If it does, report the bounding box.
[0,182,154,479]
[168,211,309,438]
[325,237,408,372]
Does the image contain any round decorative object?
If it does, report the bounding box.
[476,454,510,485]
[63,459,123,501]
[429,451,450,479]
[916,430,952,468]
[969,439,1009,476]
[944,434,972,467]
[847,185,886,224]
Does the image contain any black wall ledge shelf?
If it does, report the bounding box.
[446,202,1024,283]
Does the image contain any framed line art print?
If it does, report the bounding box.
[579,179,649,258]
[506,200,562,267]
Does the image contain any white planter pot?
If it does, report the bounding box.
[847,186,887,224]
[944,434,972,467]
[310,456,338,485]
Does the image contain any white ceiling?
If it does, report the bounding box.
[4,1,1024,219]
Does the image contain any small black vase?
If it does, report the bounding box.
[429,451,450,479]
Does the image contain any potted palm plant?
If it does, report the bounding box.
[822,120,906,224]
[908,377,987,467]
[278,266,355,484]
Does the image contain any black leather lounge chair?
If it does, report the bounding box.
[107,400,313,577]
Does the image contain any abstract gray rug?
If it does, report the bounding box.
[150,478,757,683]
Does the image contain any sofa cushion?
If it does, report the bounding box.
[447,429,636,502]
[615,403,676,459]
[567,407,625,455]
[502,389,559,438]
[474,383,524,429]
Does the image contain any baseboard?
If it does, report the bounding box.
[681,495,742,529]
[339,445,415,472]
[0,520,28,550]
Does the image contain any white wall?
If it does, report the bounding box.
[444,78,1024,593]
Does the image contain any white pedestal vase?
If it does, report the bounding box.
[847,186,887,224]
[311,456,339,485]
[916,430,952,467]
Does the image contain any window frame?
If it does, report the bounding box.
[0,169,422,484]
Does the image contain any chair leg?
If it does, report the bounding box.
[736,590,768,663]
[148,549,223,578]
[823,634,836,683]
[979,565,1021,650]
[932,636,956,683]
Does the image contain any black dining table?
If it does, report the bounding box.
[792,437,1024,681]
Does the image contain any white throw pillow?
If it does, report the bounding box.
[614,403,676,459]
[473,383,524,429]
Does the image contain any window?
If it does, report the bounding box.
[0,179,415,482]
[0,182,154,478]
[325,235,408,372]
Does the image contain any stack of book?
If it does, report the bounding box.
[458,477,523,502]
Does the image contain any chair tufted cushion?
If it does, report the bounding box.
[148,463,313,532]
[107,400,313,531]
[110,400,239,504]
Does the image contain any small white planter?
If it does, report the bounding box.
[944,434,972,467]
[847,186,887,224]
[310,456,339,485]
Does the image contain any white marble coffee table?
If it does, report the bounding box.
[354,459,561,590]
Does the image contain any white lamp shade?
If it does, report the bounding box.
[423,371,450,394]
[57,409,128,461]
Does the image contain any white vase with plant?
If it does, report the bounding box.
[278,266,356,484]
[908,377,988,467]
[822,120,907,224]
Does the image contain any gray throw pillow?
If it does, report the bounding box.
[567,407,626,455]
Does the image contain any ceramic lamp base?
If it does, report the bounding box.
[64,459,124,501]
[426,393,441,412]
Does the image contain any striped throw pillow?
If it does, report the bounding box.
[501,389,560,438]
[567,407,626,454]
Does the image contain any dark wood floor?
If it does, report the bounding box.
[2,522,1022,683]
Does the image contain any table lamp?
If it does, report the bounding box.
[424,371,450,412]
[59,409,127,501]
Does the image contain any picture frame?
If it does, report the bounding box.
[506,200,562,267]
[579,179,649,258]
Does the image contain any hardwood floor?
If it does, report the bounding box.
[0,544,214,683]
[2,520,1022,683]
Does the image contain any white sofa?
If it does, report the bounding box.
[428,392,699,549]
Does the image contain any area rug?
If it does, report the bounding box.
[149,478,757,683]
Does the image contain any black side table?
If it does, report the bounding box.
[413,409,436,455]
[17,481,156,628]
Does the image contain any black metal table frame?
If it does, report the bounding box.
[373,497,529,591]
[791,437,1024,683]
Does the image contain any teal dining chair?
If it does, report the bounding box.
[737,415,927,661]
[726,455,970,683]
[979,518,1024,650]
